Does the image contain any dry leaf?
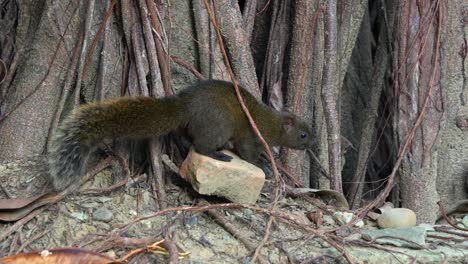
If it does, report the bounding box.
[0,193,60,222]
[0,247,117,264]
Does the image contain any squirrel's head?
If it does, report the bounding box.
[281,114,313,150]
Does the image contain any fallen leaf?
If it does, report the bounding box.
[0,193,60,222]
[0,247,117,264]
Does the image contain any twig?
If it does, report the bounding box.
[0,206,49,242]
[349,239,416,262]
[276,162,305,187]
[437,201,468,232]
[15,227,52,254]
[427,234,467,243]
[116,238,189,263]
[161,154,180,174]
[0,184,13,199]
[206,207,266,263]
[306,149,330,179]
[80,174,147,194]
[8,230,20,256]
[162,238,179,264]
[433,226,468,238]
[170,55,207,80]
[114,201,354,263]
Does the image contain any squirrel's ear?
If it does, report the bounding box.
[283,115,295,132]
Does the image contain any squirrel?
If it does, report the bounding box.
[48,80,313,190]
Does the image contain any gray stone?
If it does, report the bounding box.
[462,215,468,227]
[333,211,364,227]
[242,209,253,219]
[93,207,113,223]
[323,215,336,226]
[362,227,426,248]
[334,211,353,225]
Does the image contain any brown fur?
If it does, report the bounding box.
[48,80,313,190]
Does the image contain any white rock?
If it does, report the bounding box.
[377,208,417,229]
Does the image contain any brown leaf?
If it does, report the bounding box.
[0,247,117,264]
[0,194,48,210]
[0,193,60,222]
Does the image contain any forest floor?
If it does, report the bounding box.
[0,156,467,263]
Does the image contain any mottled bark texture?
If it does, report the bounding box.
[213,0,261,98]
[309,0,367,191]
[283,0,314,187]
[322,0,342,193]
[393,1,442,223]
[436,1,468,209]
[0,1,82,160]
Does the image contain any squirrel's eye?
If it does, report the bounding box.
[300,132,307,139]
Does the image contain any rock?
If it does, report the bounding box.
[377,208,417,229]
[186,216,199,226]
[323,215,336,226]
[462,215,468,228]
[179,149,265,204]
[418,223,435,231]
[93,207,113,223]
[70,211,87,221]
[354,219,365,228]
[334,212,353,225]
[333,211,364,227]
[335,226,352,237]
[105,250,117,259]
[242,209,253,220]
[361,227,426,248]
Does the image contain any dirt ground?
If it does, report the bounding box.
[0,156,467,263]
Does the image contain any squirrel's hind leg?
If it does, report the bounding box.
[189,126,233,162]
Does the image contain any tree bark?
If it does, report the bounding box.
[394,1,442,223]
[436,0,468,208]
[283,0,315,187]
[214,0,261,98]
[322,0,342,193]
[0,1,81,160]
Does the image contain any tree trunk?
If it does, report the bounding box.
[393,1,442,223]
[0,1,82,160]
[436,0,468,209]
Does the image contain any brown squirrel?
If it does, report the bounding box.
[48,80,313,190]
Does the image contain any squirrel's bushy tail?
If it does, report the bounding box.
[48,117,93,191]
[47,96,185,191]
